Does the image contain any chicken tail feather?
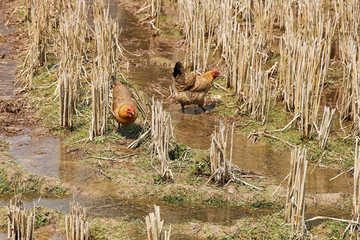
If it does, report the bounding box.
[173,61,184,78]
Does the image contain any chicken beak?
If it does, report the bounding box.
[130,112,134,115]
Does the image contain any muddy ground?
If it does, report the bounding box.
[0,0,356,239]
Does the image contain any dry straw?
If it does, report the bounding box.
[209,120,234,184]
[316,107,335,149]
[351,137,360,234]
[339,36,360,135]
[7,195,35,240]
[286,147,308,239]
[90,0,123,139]
[335,0,360,128]
[20,0,51,88]
[150,98,174,181]
[178,0,217,72]
[58,0,88,129]
[279,34,332,138]
[65,201,89,240]
[145,205,171,240]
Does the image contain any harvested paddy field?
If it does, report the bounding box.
[0,0,359,239]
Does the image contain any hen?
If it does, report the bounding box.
[112,79,138,126]
[172,62,219,113]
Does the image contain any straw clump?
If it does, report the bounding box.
[209,120,234,184]
[151,98,174,181]
[285,147,308,239]
[65,201,89,240]
[90,0,124,139]
[145,205,171,240]
[58,0,88,129]
[7,195,35,240]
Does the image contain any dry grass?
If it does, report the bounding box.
[19,0,89,128]
[339,35,360,134]
[58,0,88,129]
[20,0,53,88]
[279,34,332,138]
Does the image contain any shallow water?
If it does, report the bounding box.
[0,128,273,225]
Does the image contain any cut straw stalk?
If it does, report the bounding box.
[279,34,332,138]
[90,0,123,139]
[285,147,308,238]
[317,107,335,149]
[58,0,88,129]
[339,36,360,134]
[151,98,174,181]
[209,120,234,184]
[65,201,89,240]
[7,195,35,240]
[145,205,171,240]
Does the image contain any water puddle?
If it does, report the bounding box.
[0,129,274,225]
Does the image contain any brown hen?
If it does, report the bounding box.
[172,62,219,113]
[112,80,138,126]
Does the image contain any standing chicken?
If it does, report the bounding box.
[112,79,138,126]
[172,62,219,113]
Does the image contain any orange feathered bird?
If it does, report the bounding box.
[112,79,138,126]
[172,62,219,113]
